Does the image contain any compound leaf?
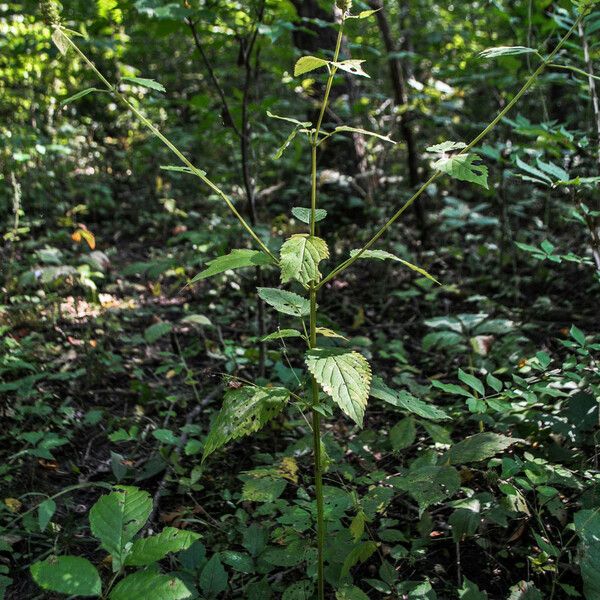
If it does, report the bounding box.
[305,348,371,426]
[202,386,290,461]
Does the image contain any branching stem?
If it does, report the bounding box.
[317,13,585,289]
[60,30,277,263]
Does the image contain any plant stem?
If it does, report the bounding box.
[317,12,585,289]
[60,29,277,264]
[307,14,346,599]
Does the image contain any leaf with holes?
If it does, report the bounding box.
[332,59,370,77]
[426,141,467,153]
[349,249,440,284]
[257,287,310,317]
[280,235,329,286]
[31,556,101,597]
[110,571,191,600]
[305,348,371,426]
[294,56,329,77]
[202,386,290,462]
[89,486,153,571]
[434,153,489,189]
[191,250,273,282]
[125,528,201,566]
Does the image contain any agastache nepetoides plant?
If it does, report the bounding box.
[40,0,594,597]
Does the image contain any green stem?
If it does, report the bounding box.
[60,29,277,263]
[307,15,346,600]
[309,285,325,600]
[317,14,584,290]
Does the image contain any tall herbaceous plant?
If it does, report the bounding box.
[38,0,596,598]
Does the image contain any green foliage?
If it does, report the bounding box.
[350,249,440,284]
[444,433,521,465]
[202,386,290,461]
[305,348,372,426]
[89,486,153,571]
[30,556,102,597]
[30,487,194,598]
[574,510,600,599]
[110,571,192,600]
[257,287,311,317]
[432,151,489,189]
[280,235,329,286]
[191,249,273,282]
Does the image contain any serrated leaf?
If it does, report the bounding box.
[280,235,329,286]
[479,46,538,59]
[125,528,201,566]
[221,550,254,574]
[457,369,485,396]
[349,249,440,284]
[110,572,191,600]
[459,577,488,599]
[444,432,521,465]
[121,76,166,92]
[390,466,461,514]
[390,417,416,450]
[294,56,329,77]
[202,386,290,461]
[330,126,395,143]
[191,249,273,282]
[291,206,327,224]
[144,321,173,344]
[426,141,467,152]
[340,541,378,577]
[515,157,553,186]
[332,59,370,78]
[61,88,105,106]
[89,486,152,571]
[434,153,489,189]
[261,329,303,342]
[370,377,450,421]
[354,9,381,19]
[316,327,347,340]
[52,29,69,55]
[574,509,600,599]
[257,287,310,317]
[199,554,228,596]
[305,348,371,426]
[31,556,101,597]
[349,511,366,542]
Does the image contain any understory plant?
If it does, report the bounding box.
[37,0,597,598]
